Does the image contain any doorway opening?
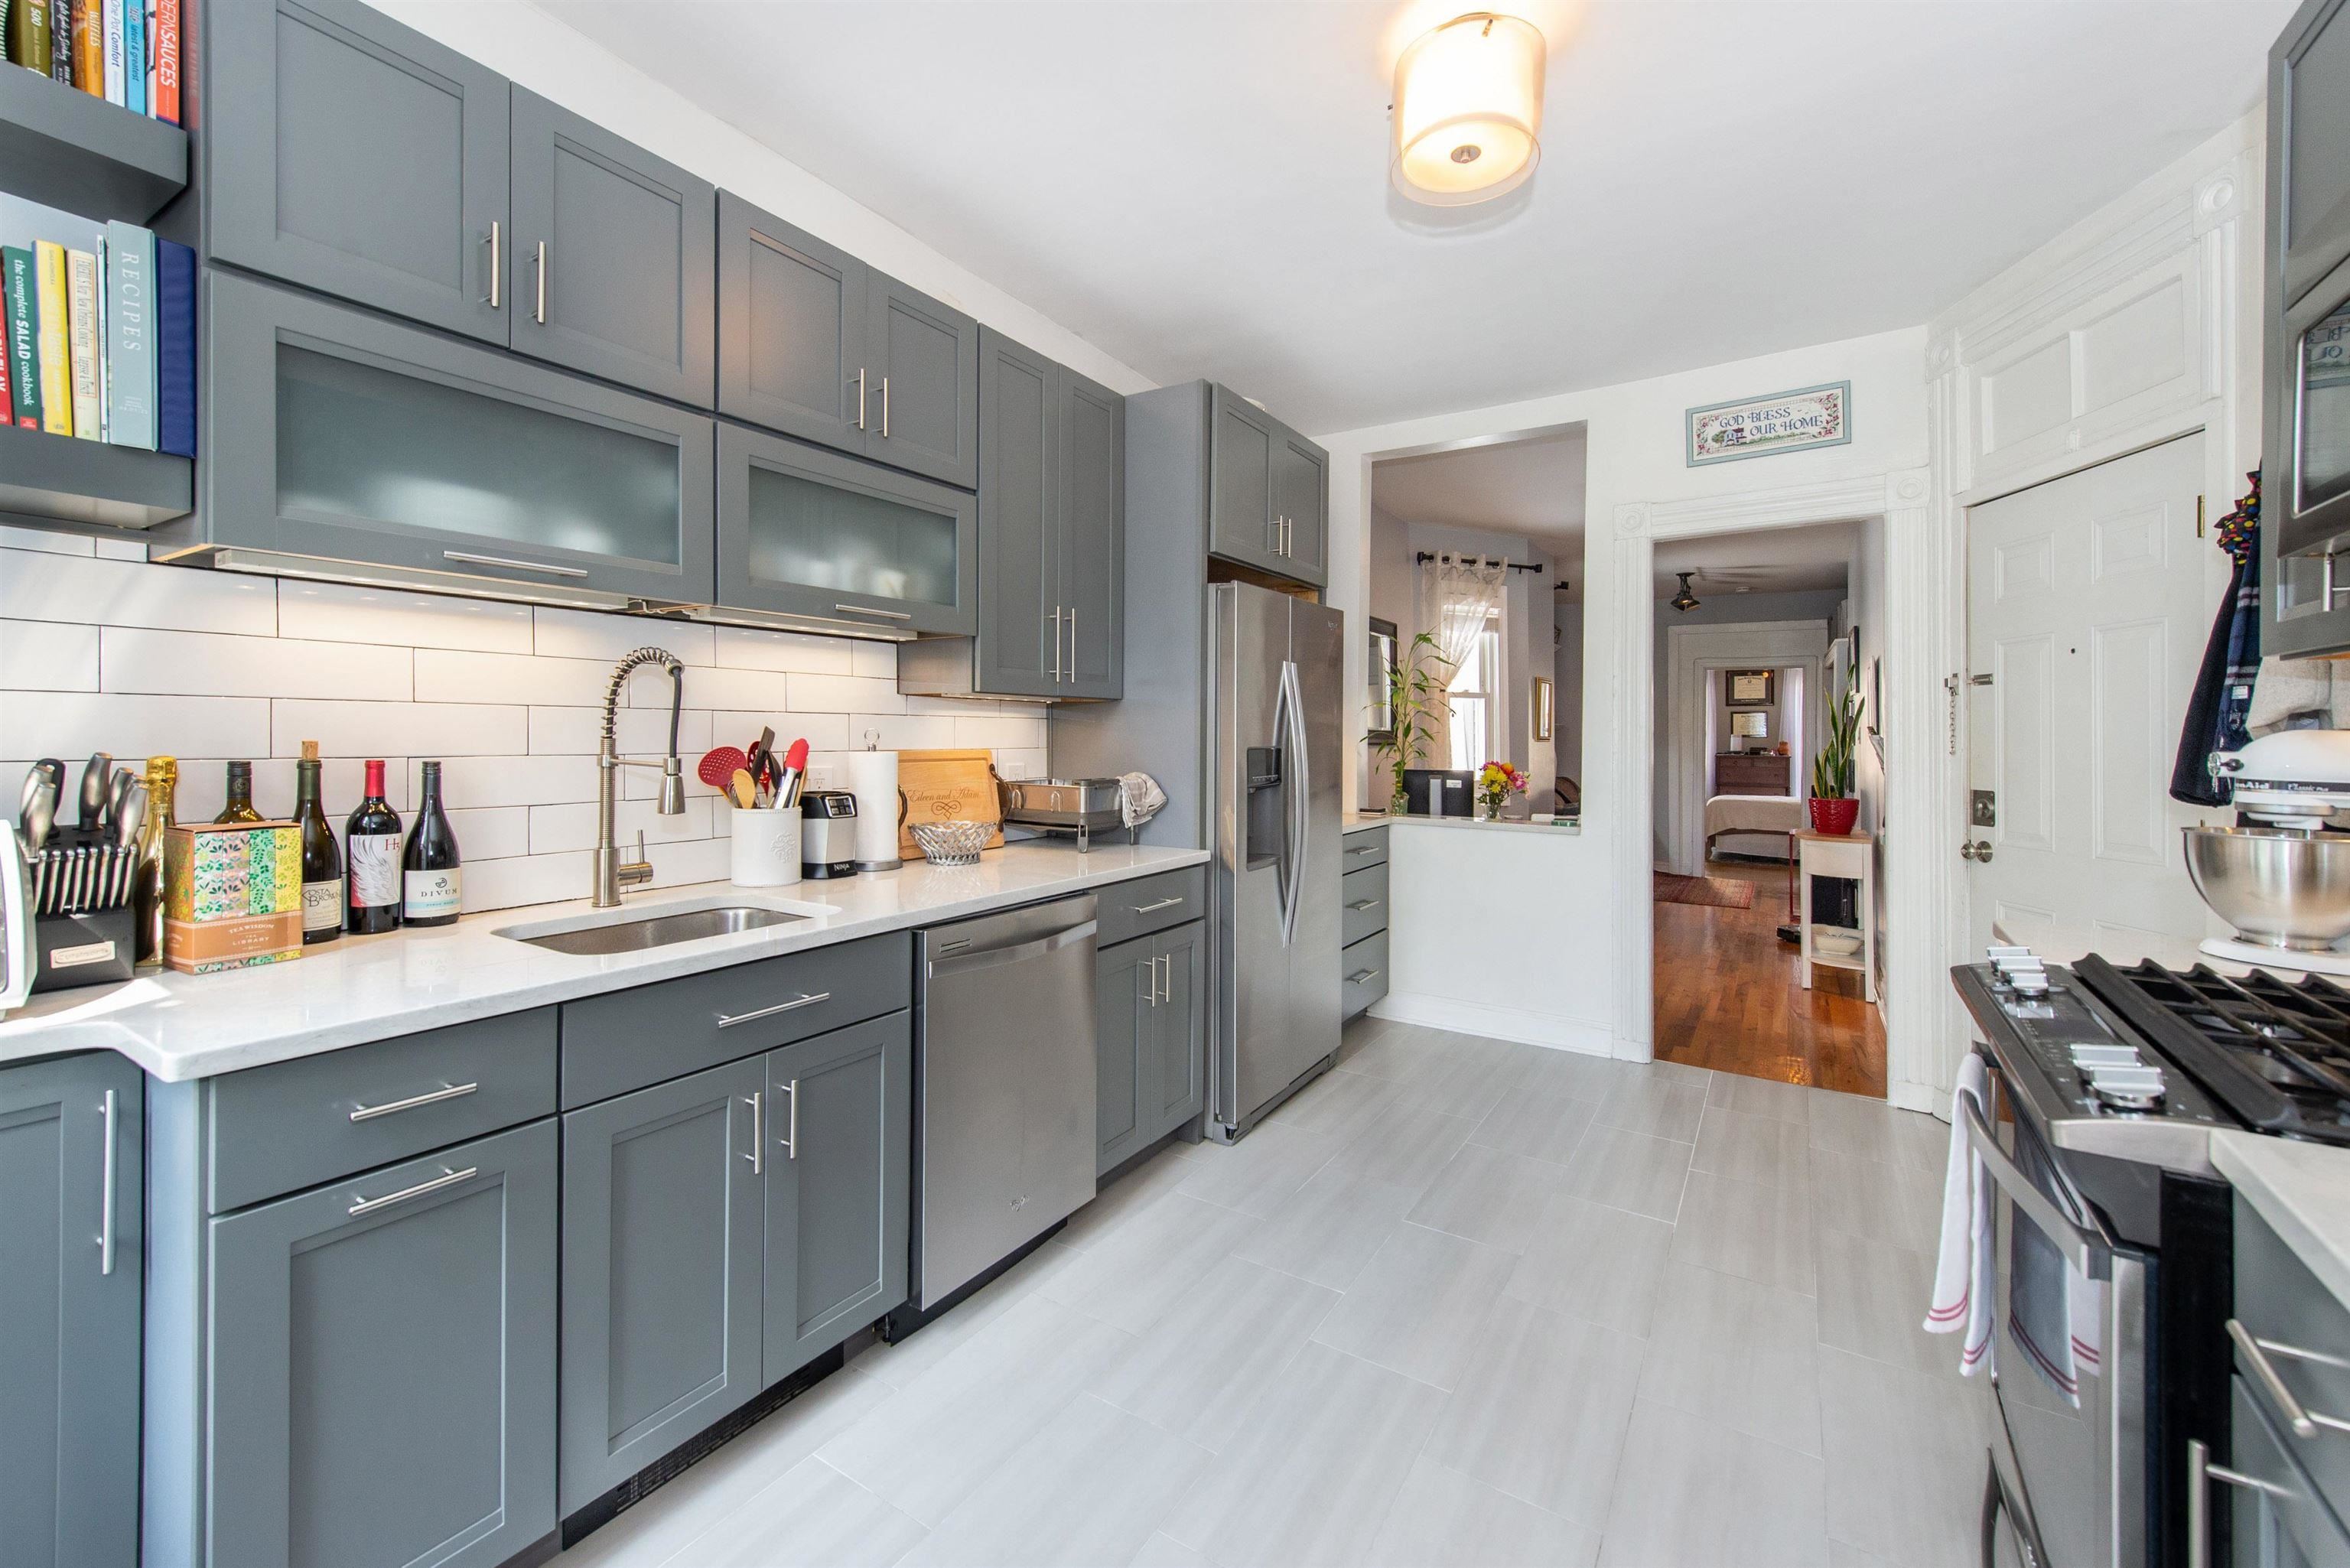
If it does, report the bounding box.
[1650,520,1889,1097]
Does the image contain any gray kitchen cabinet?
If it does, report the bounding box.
[1206,382,1326,588]
[509,88,715,406]
[2221,1376,2350,1568]
[197,269,716,607]
[0,1052,142,1568]
[561,1058,765,1514]
[763,1014,912,1378]
[207,1120,558,1568]
[1095,919,1205,1174]
[204,0,509,344]
[1341,828,1392,1021]
[1274,431,1330,588]
[718,194,979,487]
[716,421,978,637]
[950,330,1124,698]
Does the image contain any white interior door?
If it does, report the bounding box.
[1964,434,2223,960]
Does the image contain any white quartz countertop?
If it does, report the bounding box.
[0,843,1209,1082]
[1362,812,1581,836]
[2212,1131,2350,1313]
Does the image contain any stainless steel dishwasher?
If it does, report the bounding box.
[893,894,1099,1327]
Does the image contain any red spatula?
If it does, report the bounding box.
[698,747,749,789]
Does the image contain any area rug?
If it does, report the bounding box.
[1653,871,1756,909]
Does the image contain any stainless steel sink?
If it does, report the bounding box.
[503,905,809,956]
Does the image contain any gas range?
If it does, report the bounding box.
[1954,947,2350,1176]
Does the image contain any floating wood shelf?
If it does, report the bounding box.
[0,66,188,223]
[0,424,192,530]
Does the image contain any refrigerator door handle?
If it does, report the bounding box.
[1278,658,1308,948]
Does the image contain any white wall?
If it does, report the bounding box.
[373,0,1151,396]
[1322,324,1929,1061]
[0,527,1049,914]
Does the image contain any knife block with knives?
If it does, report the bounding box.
[19,754,145,992]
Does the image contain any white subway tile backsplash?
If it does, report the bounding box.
[414,649,615,708]
[850,641,898,678]
[528,796,715,855]
[848,712,957,750]
[2,620,99,691]
[713,624,856,676]
[92,537,148,561]
[534,606,715,666]
[446,806,531,861]
[2,691,272,761]
[275,580,535,652]
[464,851,594,913]
[101,627,415,701]
[528,704,715,760]
[273,699,528,759]
[646,836,731,890]
[1,550,277,634]
[430,755,600,809]
[708,711,850,755]
[954,714,1047,750]
[787,673,905,715]
[0,526,93,556]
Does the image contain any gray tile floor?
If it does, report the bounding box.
[564,1017,1991,1568]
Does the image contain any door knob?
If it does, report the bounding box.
[1961,839,1994,863]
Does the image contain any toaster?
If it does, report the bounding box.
[799,791,860,879]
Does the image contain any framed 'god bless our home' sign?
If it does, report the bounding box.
[1685,381,1851,467]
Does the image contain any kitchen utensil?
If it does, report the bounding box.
[114,784,145,851]
[998,778,1126,851]
[745,727,776,794]
[2210,730,2350,825]
[908,819,990,867]
[77,753,112,830]
[20,777,56,857]
[2182,824,2350,950]
[728,769,758,810]
[775,737,809,809]
[897,750,1004,859]
[697,747,749,789]
[20,759,60,834]
[109,768,137,831]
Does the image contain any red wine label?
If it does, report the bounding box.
[347,834,400,907]
[302,878,343,933]
[403,867,461,920]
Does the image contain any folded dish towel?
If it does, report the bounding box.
[1118,773,1167,831]
[1925,1054,1996,1377]
[2008,1123,2103,1406]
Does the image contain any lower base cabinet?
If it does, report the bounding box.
[1096,919,1206,1174]
[562,1012,912,1516]
[0,1052,142,1568]
[207,1120,558,1568]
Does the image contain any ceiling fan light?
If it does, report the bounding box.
[1391,12,1545,207]
[1670,571,1701,613]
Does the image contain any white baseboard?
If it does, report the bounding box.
[1889,1079,1938,1114]
[1369,992,1616,1057]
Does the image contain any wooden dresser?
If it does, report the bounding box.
[1715,752,1792,796]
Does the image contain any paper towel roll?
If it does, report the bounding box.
[847,749,901,870]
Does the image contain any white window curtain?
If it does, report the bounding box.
[1419,553,1508,771]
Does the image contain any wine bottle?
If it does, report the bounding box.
[401,760,461,927]
[132,755,176,968]
[295,742,342,945]
[344,759,402,935]
[213,759,264,823]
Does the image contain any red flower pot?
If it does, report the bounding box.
[1808,796,1860,835]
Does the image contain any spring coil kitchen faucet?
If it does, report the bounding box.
[594,648,686,907]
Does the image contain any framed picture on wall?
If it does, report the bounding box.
[1725,669,1776,708]
[1367,617,1398,744]
[1533,675,1554,742]
[1685,381,1851,467]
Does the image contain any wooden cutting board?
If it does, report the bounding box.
[896,749,1004,857]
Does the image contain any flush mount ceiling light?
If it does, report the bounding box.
[1391,11,1546,207]
[1670,572,1701,613]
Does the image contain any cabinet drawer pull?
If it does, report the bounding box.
[1132,896,1186,913]
[744,1091,763,1175]
[97,1088,117,1276]
[534,239,547,324]
[484,221,501,309]
[1346,898,1382,912]
[1345,844,1378,857]
[1140,958,1157,1007]
[349,1082,479,1122]
[880,376,890,438]
[1050,607,1064,681]
[348,1166,477,1217]
[2188,1438,2296,1568]
[1068,607,1077,674]
[833,604,915,622]
[1347,968,1381,984]
[780,1078,799,1160]
[715,991,831,1028]
[443,550,590,579]
[2230,1318,2350,1437]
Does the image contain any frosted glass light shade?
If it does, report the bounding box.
[1391,12,1545,206]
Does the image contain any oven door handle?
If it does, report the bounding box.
[1961,1097,2111,1281]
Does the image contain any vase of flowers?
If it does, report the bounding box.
[1808,659,1863,834]
[1372,633,1455,815]
[1476,761,1528,821]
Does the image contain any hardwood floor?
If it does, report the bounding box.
[1654,857,1887,1098]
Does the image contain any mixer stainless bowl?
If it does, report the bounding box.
[2182,825,2350,950]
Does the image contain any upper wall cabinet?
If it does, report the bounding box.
[719,194,980,488]
[1208,383,1327,589]
[2277,0,2350,307]
[204,0,717,406]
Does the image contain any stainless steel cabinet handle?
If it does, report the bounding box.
[834,604,915,622]
[443,550,590,580]
[880,376,890,438]
[484,221,501,309]
[1140,958,1155,1008]
[2230,1318,2350,1437]
[743,1091,763,1175]
[1050,608,1065,681]
[1345,844,1378,857]
[2188,1437,2296,1568]
[1132,896,1185,913]
[780,1078,799,1159]
[96,1088,116,1275]
[533,240,547,324]
[1347,968,1380,984]
[1346,898,1382,912]
[350,1082,479,1123]
[348,1165,477,1218]
[715,991,832,1028]
[855,368,867,431]
[1068,607,1078,675]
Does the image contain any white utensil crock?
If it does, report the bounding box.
[729,805,802,887]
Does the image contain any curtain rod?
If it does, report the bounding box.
[1415,551,1545,574]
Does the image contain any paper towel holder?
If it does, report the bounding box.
[852,731,907,873]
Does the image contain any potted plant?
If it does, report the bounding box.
[1372,632,1454,815]
[1810,662,1863,834]
[1476,760,1528,821]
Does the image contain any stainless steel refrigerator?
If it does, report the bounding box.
[1212,581,1343,1138]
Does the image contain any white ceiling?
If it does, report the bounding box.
[1654,519,1859,599]
[1371,425,1587,548]
[541,0,2290,434]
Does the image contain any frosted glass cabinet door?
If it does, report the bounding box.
[204,270,716,605]
[716,424,978,637]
